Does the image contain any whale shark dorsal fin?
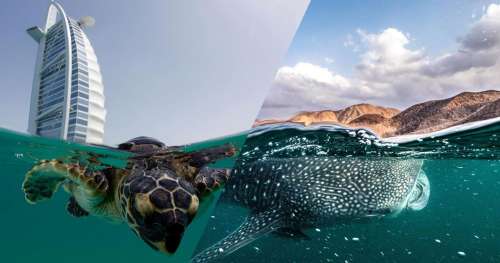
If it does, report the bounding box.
[192,209,284,262]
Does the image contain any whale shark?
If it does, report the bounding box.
[192,157,430,262]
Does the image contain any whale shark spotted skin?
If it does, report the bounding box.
[192,157,429,262]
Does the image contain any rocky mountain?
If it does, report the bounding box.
[337,104,400,123]
[254,90,500,137]
[456,98,500,125]
[282,104,399,125]
[289,110,338,124]
[390,90,500,135]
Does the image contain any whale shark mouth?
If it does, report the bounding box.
[407,170,431,211]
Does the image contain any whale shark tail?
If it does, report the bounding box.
[191,209,284,263]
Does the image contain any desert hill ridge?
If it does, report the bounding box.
[254,90,500,137]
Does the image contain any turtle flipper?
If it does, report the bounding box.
[184,144,236,168]
[65,165,109,195]
[66,196,90,217]
[23,159,109,204]
[194,167,231,196]
[170,144,236,180]
[23,160,70,203]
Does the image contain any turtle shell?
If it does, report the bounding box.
[121,168,199,254]
[118,136,166,154]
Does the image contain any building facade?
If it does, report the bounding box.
[27,1,105,144]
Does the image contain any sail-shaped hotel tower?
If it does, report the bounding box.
[27,1,105,144]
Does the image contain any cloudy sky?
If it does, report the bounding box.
[259,0,500,119]
[0,0,309,145]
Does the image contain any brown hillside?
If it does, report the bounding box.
[289,110,338,125]
[254,90,500,138]
[391,90,500,135]
[337,103,399,123]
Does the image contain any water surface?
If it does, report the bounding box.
[195,122,500,263]
[0,128,246,263]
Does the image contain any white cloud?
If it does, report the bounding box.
[422,3,500,77]
[462,3,500,51]
[324,57,334,65]
[260,4,500,118]
[356,28,425,80]
[264,63,354,112]
[343,32,360,52]
[275,62,350,88]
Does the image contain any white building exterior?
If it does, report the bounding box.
[27,1,105,144]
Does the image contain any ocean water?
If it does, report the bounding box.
[194,123,500,263]
[0,128,246,263]
[3,121,500,263]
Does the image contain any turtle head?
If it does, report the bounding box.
[120,169,199,254]
[406,170,430,211]
[118,136,166,154]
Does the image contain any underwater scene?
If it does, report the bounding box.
[2,119,500,263]
[0,128,246,263]
[189,1,500,262]
[193,121,500,263]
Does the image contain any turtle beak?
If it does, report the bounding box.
[126,203,186,255]
[136,227,184,255]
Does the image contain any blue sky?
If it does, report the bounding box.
[0,0,309,145]
[259,0,500,118]
[287,0,494,75]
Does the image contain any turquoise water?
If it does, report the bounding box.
[3,122,500,263]
[194,123,500,262]
[0,128,246,263]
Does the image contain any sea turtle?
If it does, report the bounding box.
[192,157,430,262]
[22,136,235,254]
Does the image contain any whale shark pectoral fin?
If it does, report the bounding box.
[191,209,284,263]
